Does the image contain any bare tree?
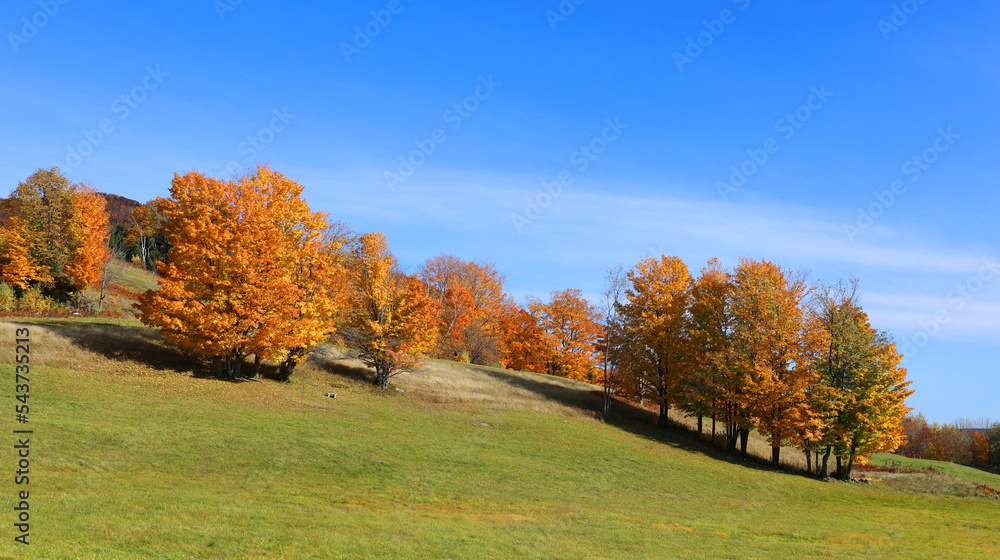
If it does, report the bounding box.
[599,264,627,421]
[96,237,125,312]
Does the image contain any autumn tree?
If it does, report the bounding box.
[687,258,735,443]
[64,185,110,291]
[3,168,75,289]
[1,168,110,295]
[137,166,342,379]
[343,233,439,388]
[897,413,932,459]
[729,258,820,465]
[0,217,50,290]
[237,169,350,381]
[495,300,553,374]
[529,289,603,383]
[839,334,912,475]
[419,254,507,364]
[618,255,691,428]
[811,281,913,477]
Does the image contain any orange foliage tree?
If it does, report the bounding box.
[343,233,439,388]
[0,217,51,290]
[137,166,342,379]
[419,254,507,364]
[528,289,602,383]
[64,185,110,291]
[495,301,553,373]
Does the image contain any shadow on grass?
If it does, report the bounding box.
[479,367,602,411]
[59,323,204,374]
[605,398,784,475]
[479,366,783,475]
[307,346,377,386]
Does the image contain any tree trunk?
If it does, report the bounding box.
[659,403,668,428]
[772,445,780,467]
[726,407,738,452]
[821,446,832,478]
[213,356,222,378]
[739,428,749,457]
[602,366,611,422]
[847,439,858,480]
[697,415,703,436]
[836,456,843,480]
[711,414,717,445]
[277,359,294,383]
[805,449,812,475]
[251,354,261,380]
[277,347,308,383]
[376,361,391,389]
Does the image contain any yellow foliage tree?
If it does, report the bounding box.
[619,255,692,427]
[730,258,820,465]
[810,281,913,477]
[344,232,439,388]
[687,258,736,444]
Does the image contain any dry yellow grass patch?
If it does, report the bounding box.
[308,345,600,418]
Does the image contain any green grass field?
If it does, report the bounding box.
[1,321,998,559]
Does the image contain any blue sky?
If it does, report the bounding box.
[3,0,998,423]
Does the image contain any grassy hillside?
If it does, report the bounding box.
[80,260,159,317]
[868,453,1000,490]
[1,321,998,559]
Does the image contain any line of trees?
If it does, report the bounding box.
[0,168,109,306]
[129,166,602,387]
[0,168,170,312]
[601,257,914,477]
[2,165,916,478]
[897,414,1000,472]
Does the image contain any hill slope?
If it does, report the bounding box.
[1,321,998,559]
